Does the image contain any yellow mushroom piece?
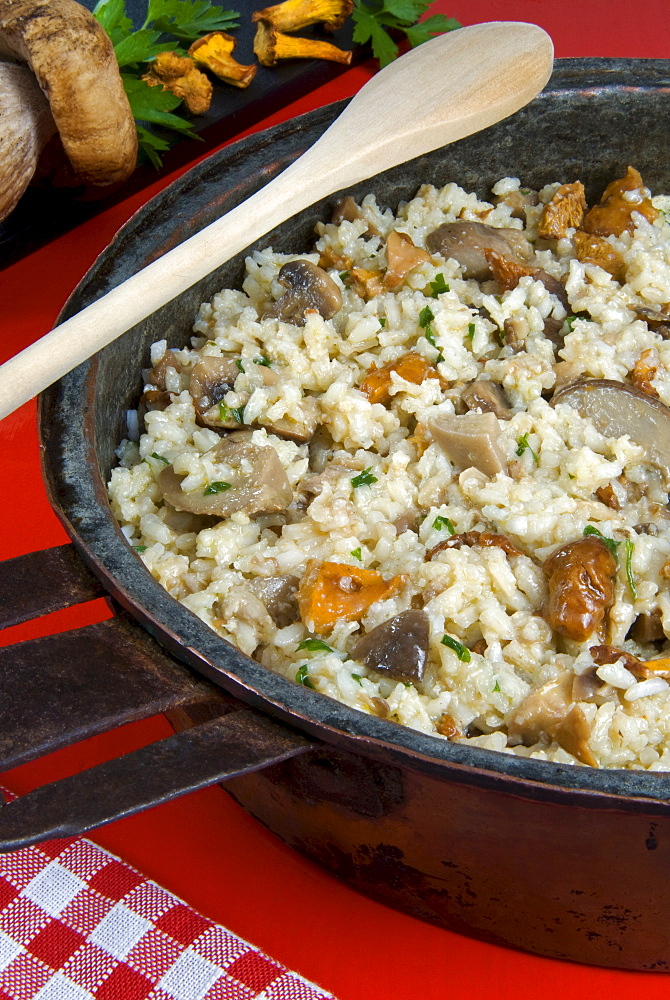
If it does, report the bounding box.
[253,20,352,66]
[252,0,353,32]
[188,32,257,89]
[141,52,212,115]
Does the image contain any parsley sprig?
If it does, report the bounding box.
[93,0,239,166]
[352,0,460,67]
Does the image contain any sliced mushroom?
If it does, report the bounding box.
[248,574,300,628]
[507,673,597,765]
[158,438,292,518]
[552,378,670,478]
[189,357,240,417]
[258,395,319,443]
[308,425,335,473]
[384,230,431,289]
[582,166,658,237]
[425,221,532,281]
[265,260,342,325]
[486,250,569,309]
[542,536,617,642]
[352,610,430,684]
[427,412,507,477]
[503,316,529,352]
[628,610,666,644]
[427,530,523,561]
[572,665,610,702]
[331,194,379,236]
[0,0,137,187]
[493,186,538,220]
[461,380,513,420]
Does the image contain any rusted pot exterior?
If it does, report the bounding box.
[40,60,670,969]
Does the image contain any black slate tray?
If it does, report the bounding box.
[0,0,361,270]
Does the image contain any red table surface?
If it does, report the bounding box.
[2,3,670,996]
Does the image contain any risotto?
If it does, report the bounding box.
[109,166,670,770]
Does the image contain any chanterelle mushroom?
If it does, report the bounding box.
[265,259,343,325]
[0,0,137,196]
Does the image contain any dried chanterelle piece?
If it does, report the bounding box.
[0,0,137,223]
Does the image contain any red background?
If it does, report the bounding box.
[2,2,670,996]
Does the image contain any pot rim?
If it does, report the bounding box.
[40,55,670,807]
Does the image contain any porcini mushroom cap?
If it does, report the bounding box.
[0,60,55,222]
[0,0,137,185]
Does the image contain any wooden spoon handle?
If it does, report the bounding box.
[0,22,552,421]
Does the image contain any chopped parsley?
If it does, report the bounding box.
[379,317,387,328]
[203,481,232,495]
[219,402,245,424]
[351,547,363,560]
[151,452,170,464]
[351,673,364,685]
[235,359,245,372]
[625,538,637,598]
[466,322,476,341]
[254,356,271,367]
[566,315,578,331]
[352,467,378,488]
[441,634,471,662]
[427,273,449,297]
[583,524,621,562]
[297,639,333,653]
[433,515,455,534]
[295,664,316,688]
[493,679,501,692]
[419,305,444,363]
[516,433,539,464]
[339,270,351,285]
[132,544,147,552]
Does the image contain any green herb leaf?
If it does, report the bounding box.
[466,322,475,341]
[219,402,245,424]
[93,0,133,43]
[516,432,539,464]
[151,452,170,464]
[297,639,333,653]
[132,544,147,552]
[493,679,501,692]
[419,305,435,327]
[352,467,378,488]
[351,547,363,560]
[351,673,364,685]
[339,270,351,285]
[427,273,449,297]
[296,663,316,688]
[441,634,471,662]
[203,481,232,495]
[583,524,621,562]
[379,317,387,328]
[418,304,444,362]
[352,0,459,67]
[433,515,455,533]
[114,28,173,67]
[145,0,239,40]
[566,315,577,331]
[625,538,637,598]
[254,356,271,367]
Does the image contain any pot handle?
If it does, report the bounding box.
[0,544,314,851]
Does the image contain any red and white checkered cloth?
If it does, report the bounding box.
[0,834,336,1000]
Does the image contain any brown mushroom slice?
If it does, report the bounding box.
[427,412,507,477]
[258,396,319,443]
[628,609,666,643]
[552,378,670,477]
[330,194,380,237]
[189,357,240,417]
[0,0,137,186]
[427,530,523,561]
[384,231,431,289]
[248,574,300,628]
[425,221,532,281]
[507,673,597,765]
[493,187,538,220]
[0,61,56,223]
[572,665,610,702]
[352,610,430,684]
[265,260,342,325]
[461,380,513,420]
[158,439,291,517]
[486,249,569,308]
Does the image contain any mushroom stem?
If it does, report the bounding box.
[188,32,257,89]
[252,0,353,32]
[0,60,56,223]
[253,20,352,65]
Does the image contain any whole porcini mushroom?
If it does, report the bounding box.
[188,32,257,89]
[252,0,353,32]
[0,61,55,222]
[0,0,137,221]
[253,20,352,66]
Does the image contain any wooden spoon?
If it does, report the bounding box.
[0,21,553,420]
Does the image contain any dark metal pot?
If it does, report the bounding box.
[32,59,670,969]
